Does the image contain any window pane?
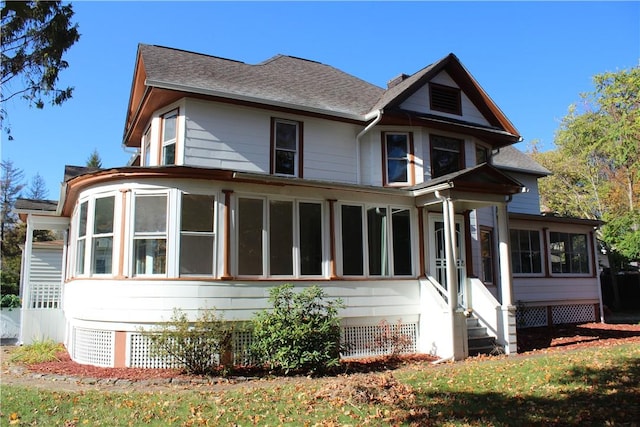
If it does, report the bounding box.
[510,229,542,274]
[76,239,85,274]
[162,112,177,143]
[275,150,295,175]
[180,235,214,275]
[367,207,388,275]
[299,202,322,275]
[275,122,297,150]
[238,198,263,275]
[431,135,462,178]
[94,196,114,234]
[92,237,112,274]
[78,202,88,237]
[163,143,175,165]
[134,239,166,274]
[392,209,412,275]
[387,159,408,183]
[480,230,493,283]
[135,195,167,232]
[386,134,408,158]
[181,195,214,232]
[341,205,363,275]
[268,201,293,275]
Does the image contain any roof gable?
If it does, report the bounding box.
[372,53,520,138]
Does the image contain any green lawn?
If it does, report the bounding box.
[2,343,639,426]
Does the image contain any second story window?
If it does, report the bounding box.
[431,134,464,178]
[161,110,178,165]
[143,126,151,167]
[271,118,302,177]
[383,132,414,186]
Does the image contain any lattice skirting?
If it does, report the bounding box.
[71,327,114,367]
[341,321,418,358]
[517,303,598,329]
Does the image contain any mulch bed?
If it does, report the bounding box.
[19,320,640,382]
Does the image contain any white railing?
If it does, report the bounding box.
[425,275,449,304]
[468,278,500,338]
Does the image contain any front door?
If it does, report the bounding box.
[429,215,466,307]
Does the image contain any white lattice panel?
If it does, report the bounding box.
[341,322,417,358]
[72,328,114,367]
[552,304,596,325]
[128,333,182,369]
[29,281,61,309]
[232,330,254,366]
[517,306,548,328]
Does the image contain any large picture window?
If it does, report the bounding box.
[133,194,167,275]
[510,229,542,275]
[431,134,464,178]
[271,118,302,177]
[341,204,413,276]
[383,132,413,185]
[549,232,589,274]
[237,197,323,277]
[180,194,216,276]
[161,109,178,165]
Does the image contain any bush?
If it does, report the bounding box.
[141,308,236,376]
[370,319,414,357]
[10,339,65,364]
[1,294,21,309]
[251,284,343,375]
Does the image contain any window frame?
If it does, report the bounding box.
[430,134,465,178]
[142,125,152,167]
[131,191,169,277]
[235,195,324,278]
[510,228,544,276]
[90,195,116,275]
[548,231,591,276]
[178,193,217,277]
[382,131,415,186]
[479,227,495,285]
[74,200,88,276]
[161,109,178,166]
[270,118,303,177]
[338,202,414,277]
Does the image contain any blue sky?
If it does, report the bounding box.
[2,1,639,200]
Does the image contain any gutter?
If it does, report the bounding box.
[355,109,383,184]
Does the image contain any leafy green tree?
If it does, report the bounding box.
[530,67,640,307]
[1,0,80,130]
[85,148,102,168]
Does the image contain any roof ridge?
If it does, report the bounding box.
[146,44,245,64]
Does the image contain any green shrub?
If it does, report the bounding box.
[251,284,343,375]
[10,339,65,364]
[141,308,236,375]
[1,294,21,309]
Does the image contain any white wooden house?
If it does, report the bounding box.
[15,45,603,367]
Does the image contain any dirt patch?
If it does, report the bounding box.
[3,320,640,393]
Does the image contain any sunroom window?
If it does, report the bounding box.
[179,194,216,276]
[341,204,413,277]
[237,197,323,277]
[549,232,589,274]
[75,201,88,275]
[510,229,542,274]
[133,194,167,275]
[91,196,115,274]
[161,110,178,165]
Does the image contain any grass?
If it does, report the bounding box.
[2,343,639,426]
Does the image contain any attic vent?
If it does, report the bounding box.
[387,73,410,88]
[429,83,461,115]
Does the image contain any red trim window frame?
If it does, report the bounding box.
[381,131,415,186]
[270,118,303,177]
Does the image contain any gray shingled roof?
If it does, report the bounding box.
[492,145,550,176]
[14,198,58,212]
[140,44,385,118]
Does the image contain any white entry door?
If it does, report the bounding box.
[429,215,466,307]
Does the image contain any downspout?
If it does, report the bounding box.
[355,109,383,185]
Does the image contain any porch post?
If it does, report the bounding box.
[497,202,517,354]
[442,196,465,360]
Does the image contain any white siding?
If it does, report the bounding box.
[183,99,359,184]
[505,172,542,215]
[400,71,491,127]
